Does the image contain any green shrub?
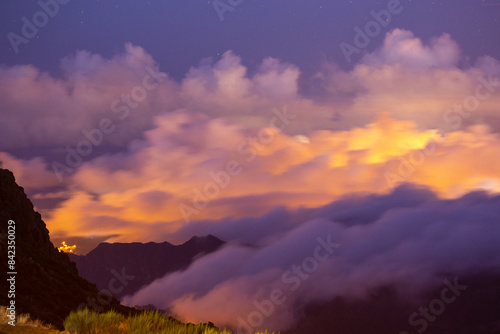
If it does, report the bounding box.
[126,310,175,333]
[64,308,279,334]
[64,307,125,333]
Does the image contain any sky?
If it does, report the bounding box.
[1,0,500,331]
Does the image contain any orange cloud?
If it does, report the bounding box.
[1,29,499,245]
[41,111,500,243]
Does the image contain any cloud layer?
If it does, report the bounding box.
[0,29,499,242]
[1,29,499,152]
[1,29,500,330]
[34,110,500,245]
[123,185,500,331]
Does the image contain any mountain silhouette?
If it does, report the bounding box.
[69,235,224,299]
[0,168,133,329]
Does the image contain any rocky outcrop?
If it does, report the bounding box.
[0,169,131,329]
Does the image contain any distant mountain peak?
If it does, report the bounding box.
[69,234,225,299]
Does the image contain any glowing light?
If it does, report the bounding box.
[58,241,76,253]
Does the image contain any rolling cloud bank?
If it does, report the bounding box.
[122,185,500,331]
[1,28,500,331]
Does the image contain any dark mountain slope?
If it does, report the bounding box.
[69,235,225,299]
[0,169,132,329]
[285,273,500,334]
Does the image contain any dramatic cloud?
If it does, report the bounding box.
[318,30,500,130]
[123,185,500,331]
[362,29,461,68]
[0,152,59,191]
[0,43,179,149]
[37,110,500,247]
[2,29,499,153]
[1,25,499,332]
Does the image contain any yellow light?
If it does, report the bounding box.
[58,241,77,253]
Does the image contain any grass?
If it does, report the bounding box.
[63,308,125,333]
[0,306,279,334]
[63,308,279,334]
[0,305,62,333]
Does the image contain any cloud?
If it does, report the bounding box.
[0,152,60,190]
[0,43,179,149]
[1,29,499,155]
[2,31,500,239]
[1,27,499,332]
[36,109,500,249]
[317,30,500,129]
[123,185,500,331]
[361,29,461,68]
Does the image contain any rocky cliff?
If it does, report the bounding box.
[0,168,131,329]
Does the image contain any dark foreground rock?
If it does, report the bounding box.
[0,169,133,329]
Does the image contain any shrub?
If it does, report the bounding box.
[64,307,125,334]
[64,308,279,334]
[0,305,55,329]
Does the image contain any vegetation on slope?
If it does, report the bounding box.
[63,308,278,334]
[1,306,278,334]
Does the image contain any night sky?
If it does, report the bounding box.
[1,0,500,332]
[1,1,499,78]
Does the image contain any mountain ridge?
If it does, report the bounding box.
[69,234,225,299]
